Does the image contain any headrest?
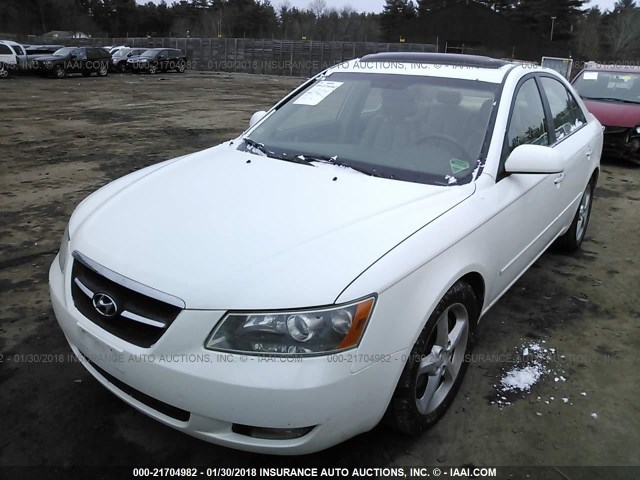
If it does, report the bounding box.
[436,90,462,105]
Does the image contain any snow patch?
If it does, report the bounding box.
[501,365,544,392]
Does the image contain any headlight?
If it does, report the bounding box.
[635,126,640,134]
[58,225,70,272]
[205,296,376,356]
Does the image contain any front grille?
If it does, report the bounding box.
[78,350,190,422]
[71,254,182,347]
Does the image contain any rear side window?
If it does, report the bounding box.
[506,78,549,152]
[541,77,586,142]
[0,44,12,54]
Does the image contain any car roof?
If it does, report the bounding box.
[581,65,640,74]
[0,39,23,46]
[333,52,517,84]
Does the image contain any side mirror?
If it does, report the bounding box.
[505,144,565,174]
[250,110,268,128]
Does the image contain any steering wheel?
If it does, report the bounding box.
[416,133,472,165]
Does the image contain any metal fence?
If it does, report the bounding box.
[10,35,438,77]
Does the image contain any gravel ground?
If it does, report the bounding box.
[0,72,638,472]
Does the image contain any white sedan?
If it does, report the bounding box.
[49,53,602,454]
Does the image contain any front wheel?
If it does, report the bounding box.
[555,180,595,252]
[386,281,477,434]
[54,64,66,78]
[0,63,8,78]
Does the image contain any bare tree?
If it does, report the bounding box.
[606,0,640,59]
[309,0,327,18]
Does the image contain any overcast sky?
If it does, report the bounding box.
[140,0,620,14]
[271,0,618,14]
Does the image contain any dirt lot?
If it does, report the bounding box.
[0,72,639,474]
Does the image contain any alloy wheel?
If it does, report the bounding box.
[415,303,469,415]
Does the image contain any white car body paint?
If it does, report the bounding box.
[50,56,602,454]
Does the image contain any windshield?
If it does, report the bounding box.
[53,47,77,57]
[141,50,158,58]
[244,72,498,185]
[573,71,640,103]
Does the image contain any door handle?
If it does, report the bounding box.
[554,172,565,185]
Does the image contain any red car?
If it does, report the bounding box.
[572,65,640,161]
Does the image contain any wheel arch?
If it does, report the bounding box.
[457,271,486,317]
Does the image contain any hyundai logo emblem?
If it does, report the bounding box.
[92,293,118,317]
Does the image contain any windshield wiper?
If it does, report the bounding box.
[242,138,314,166]
[298,153,383,177]
[583,96,639,104]
[242,137,269,156]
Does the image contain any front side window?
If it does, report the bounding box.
[53,47,81,57]
[0,44,11,54]
[541,77,586,142]
[245,72,499,186]
[506,78,549,152]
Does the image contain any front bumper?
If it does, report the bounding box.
[603,127,640,160]
[49,255,405,454]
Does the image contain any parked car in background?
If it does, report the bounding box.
[111,47,147,72]
[0,39,28,71]
[32,46,111,78]
[572,65,640,162]
[127,48,186,74]
[0,42,17,78]
[24,44,64,71]
[109,45,129,56]
[50,53,602,454]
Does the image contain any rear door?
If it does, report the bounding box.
[538,76,596,225]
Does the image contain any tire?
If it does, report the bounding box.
[0,63,8,79]
[555,179,595,252]
[54,64,66,78]
[148,64,157,74]
[118,62,127,73]
[98,63,108,77]
[386,281,477,435]
[176,61,186,73]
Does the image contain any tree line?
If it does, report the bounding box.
[0,0,638,60]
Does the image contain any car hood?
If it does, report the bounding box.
[582,99,640,128]
[32,54,67,62]
[70,144,474,309]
